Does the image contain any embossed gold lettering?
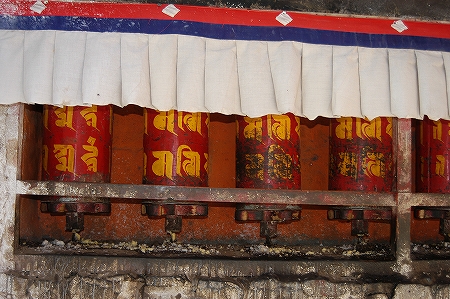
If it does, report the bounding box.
[436,155,446,176]
[245,153,264,180]
[54,107,74,129]
[243,117,263,141]
[335,118,353,140]
[153,111,176,135]
[433,120,443,142]
[152,151,174,180]
[337,152,357,178]
[362,152,385,178]
[177,145,201,177]
[268,144,293,179]
[81,136,98,172]
[53,144,75,173]
[80,106,98,129]
[179,112,203,135]
[268,115,291,141]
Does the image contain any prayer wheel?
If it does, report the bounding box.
[43,105,112,183]
[236,114,301,189]
[235,114,301,242]
[143,109,209,186]
[142,109,209,240]
[417,116,450,193]
[329,117,394,192]
[41,105,112,233]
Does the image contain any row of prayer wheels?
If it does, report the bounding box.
[40,105,450,241]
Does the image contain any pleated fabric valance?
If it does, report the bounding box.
[1,1,450,120]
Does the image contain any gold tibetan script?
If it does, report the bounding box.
[80,106,98,129]
[335,118,353,140]
[152,151,174,180]
[53,107,74,129]
[243,117,263,141]
[268,144,293,180]
[244,153,264,180]
[152,111,205,136]
[53,144,75,173]
[362,152,386,178]
[81,136,98,172]
[243,115,299,142]
[179,112,203,135]
[268,115,291,141]
[153,110,177,135]
[177,145,201,177]
[432,120,450,143]
[337,152,357,179]
[151,146,204,180]
[436,155,446,177]
[335,118,392,141]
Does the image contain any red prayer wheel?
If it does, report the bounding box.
[236,114,301,189]
[142,109,209,239]
[143,109,209,186]
[42,105,112,183]
[417,116,450,193]
[235,114,302,241]
[42,105,112,233]
[329,117,394,192]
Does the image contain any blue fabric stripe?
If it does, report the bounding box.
[0,15,449,51]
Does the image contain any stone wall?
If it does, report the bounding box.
[3,269,450,299]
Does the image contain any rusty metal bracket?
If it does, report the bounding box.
[235,204,301,244]
[414,207,450,241]
[142,201,208,241]
[40,197,111,233]
[328,207,392,238]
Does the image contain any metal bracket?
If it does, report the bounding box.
[328,207,392,238]
[235,204,301,244]
[142,201,208,241]
[40,198,111,233]
[415,207,450,241]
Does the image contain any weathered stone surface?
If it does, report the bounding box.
[28,281,61,299]
[143,277,196,298]
[11,268,450,299]
[0,105,20,274]
[117,280,145,299]
[393,284,432,299]
[434,285,450,299]
[142,278,393,299]
[196,280,244,299]
[0,274,147,299]
[298,280,366,298]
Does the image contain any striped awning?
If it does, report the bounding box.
[1,1,450,119]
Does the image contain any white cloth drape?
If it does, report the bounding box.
[1,29,450,120]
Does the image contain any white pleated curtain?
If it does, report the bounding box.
[1,29,450,120]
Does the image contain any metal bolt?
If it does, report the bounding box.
[416,209,426,219]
